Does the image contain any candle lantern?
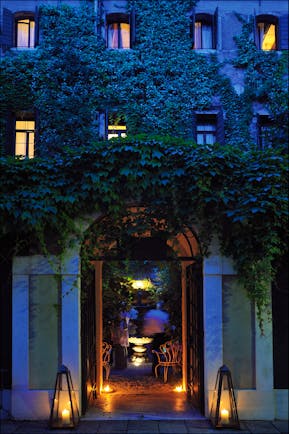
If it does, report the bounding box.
[49,365,80,429]
[210,365,240,429]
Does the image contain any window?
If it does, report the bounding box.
[194,111,224,145]
[258,115,273,149]
[15,118,35,158]
[106,14,130,49]
[16,17,35,48]
[256,15,277,51]
[196,119,216,145]
[191,11,218,49]
[107,113,127,139]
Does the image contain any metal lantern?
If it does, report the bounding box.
[210,365,240,429]
[49,365,80,429]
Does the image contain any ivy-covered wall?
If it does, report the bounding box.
[0,0,288,324]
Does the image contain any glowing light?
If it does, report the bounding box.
[174,385,184,393]
[102,384,114,393]
[220,408,229,424]
[131,279,151,290]
[61,408,70,425]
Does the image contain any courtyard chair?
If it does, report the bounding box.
[152,340,182,383]
[102,341,112,380]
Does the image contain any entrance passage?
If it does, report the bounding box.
[81,227,204,418]
[84,362,203,420]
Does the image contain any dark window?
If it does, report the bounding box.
[258,115,273,149]
[194,111,224,145]
[255,15,277,51]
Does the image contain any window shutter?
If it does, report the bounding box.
[192,112,197,142]
[6,113,15,156]
[35,7,40,46]
[130,8,136,47]
[35,109,39,156]
[216,109,224,144]
[190,10,195,48]
[97,1,104,38]
[278,14,289,50]
[1,8,14,51]
[213,7,218,49]
[105,109,109,139]
[253,9,258,47]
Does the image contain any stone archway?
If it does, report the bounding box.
[80,210,203,414]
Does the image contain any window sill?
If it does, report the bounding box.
[11,47,36,52]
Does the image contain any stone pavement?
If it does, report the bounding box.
[0,419,288,434]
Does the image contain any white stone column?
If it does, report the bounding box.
[203,253,223,417]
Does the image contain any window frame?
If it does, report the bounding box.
[107,112,127,140]
[14,113,35,159]
[194,109,224,145]
[14,12,36,49]
[106,13,131,49]
[191,9,218,50]
[255,14,278,51]
[257,114,273,150]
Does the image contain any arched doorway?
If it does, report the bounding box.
[81,213,205,418]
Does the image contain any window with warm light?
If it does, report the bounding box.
[107,113,127,139]
[16,17,35,48]
[192,12,217,49]
[107,14,130,49]
[256,16,277,50]
[15,119,35,158]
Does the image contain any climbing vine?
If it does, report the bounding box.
[0,1,288,328]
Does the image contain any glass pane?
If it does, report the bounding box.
[17,19,29,47]
[120,23,130,49]
[194,22,202,49]
[197,124,215,132]
[16,120,35,130]
[28,132,35,158]
[223,276,255,389]
[29,275,60,389]
[202,24,212,49]
[108,23,118,48]
[197,133,204,145]
[15,132,27,156]
[29,20,35,47]
[205,133,215,144]
[262,23,276,50]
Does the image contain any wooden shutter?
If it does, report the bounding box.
[213,7,218,49]
[253,10,257,45]
[190,9,195,48]
[34,7,40,46]
[6,113,15,156]
[216,109,225,145]
[192,112,197,142]
[278,14,289,50]
[97,1,104,38]
[1,8,14,51]
[130,8,136,47]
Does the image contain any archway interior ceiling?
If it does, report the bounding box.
[83,209,200,261]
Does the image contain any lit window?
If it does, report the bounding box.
[15,120,35,158]
[194,20,213,49]
[192,12,217,49]
[256,15,277,51]
[107,14,130,49]
[196,119,216,145]
[257,22,276,50]
[16,18,35,48]
[107,113,127,139]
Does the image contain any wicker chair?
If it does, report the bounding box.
[152,340,182,383]
[102,341,112,380]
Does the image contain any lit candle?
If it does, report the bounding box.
[220,408,229,424]
[62,408,70,425]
